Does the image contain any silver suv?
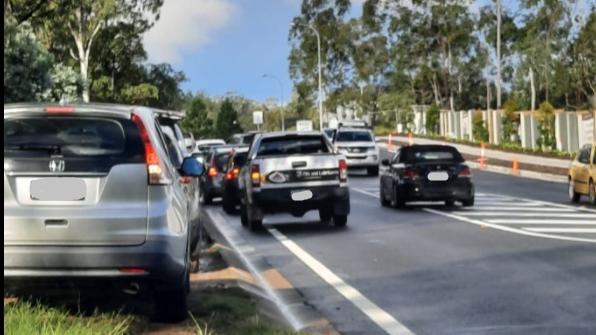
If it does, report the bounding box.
[3,103,205,322]
[333,127,380,176]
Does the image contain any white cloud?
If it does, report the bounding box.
[143,0,237,64]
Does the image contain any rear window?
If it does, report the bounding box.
[214,152,231,170]
[4,117,142,158]
[243,134,257,145]
[336,131,373,142]
[233,153,247,167]
[402,147,464,163]
[257,136,330,156]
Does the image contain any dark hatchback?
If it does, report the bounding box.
[200,145,242,204]
[222,147,249,214]
[379,145,474,208]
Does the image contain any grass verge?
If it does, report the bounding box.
[4,300,140,335]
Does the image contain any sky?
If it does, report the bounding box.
[143,0,366,104]
[142,0,589,104]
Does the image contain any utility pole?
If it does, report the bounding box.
[496,0,502,109]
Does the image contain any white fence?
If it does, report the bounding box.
[404,108,594,153]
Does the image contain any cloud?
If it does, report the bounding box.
[143,0,237,64]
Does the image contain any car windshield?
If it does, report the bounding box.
[257,136,330,156]
[335,131,373,142]
[233,153,247,167]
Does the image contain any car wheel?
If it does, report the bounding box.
[368,167,379,176]
[589,179,595,206]
[246,204,263,231]
[569,178,581,203]
[391,187,406,209]
[461,197,475,207]
[445,200,455,207]
[222,196,234,214]
[153,286,188,323]
[380,191,390,207]
[333,215,348,227]
[319,209,332,223]
[240,203,248,227]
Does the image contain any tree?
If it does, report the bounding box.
[425,104,440,135]
[215,99,243,140]
[181,97,214,139]
[17,0,163,102]
[4,17,53,102]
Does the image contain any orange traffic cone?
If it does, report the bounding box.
[512,160,520,175]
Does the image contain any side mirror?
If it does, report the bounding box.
[381,159,390,166]
[180,156,205,177]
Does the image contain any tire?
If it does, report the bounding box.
[153,286,188,323]
[589,180,595,206]
[240,203,248,227]
[569,178,581,203]
[461,197,475,207]
[445,200,455,207]
[367,167,379,176]
[380,192,390,207]
[201,191,212,205]
[246,204,263,231]
[333,214,348,227]
[319,209,332,223]
[222,195,235,214]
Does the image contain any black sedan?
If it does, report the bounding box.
[380,145,474,208]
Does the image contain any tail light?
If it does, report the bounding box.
[208,167,218,177]
[458,166,472,178]
[226,168,240,181]
[131,113,171,185]
[46,106,74,113]
[402,167,418,179]
[251,164,261,187]
[339,159,348,182]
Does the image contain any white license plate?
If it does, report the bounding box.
[291,189,313,201]
[427,171,449,182]
[30,178,86,201]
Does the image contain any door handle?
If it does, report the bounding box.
[292,161,307,168]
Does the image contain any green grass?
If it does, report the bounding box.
[187,287,307,335]
[4,301,138,335]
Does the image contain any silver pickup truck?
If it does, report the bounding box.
[238,132,350,231]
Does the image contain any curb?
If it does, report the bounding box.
[377,142,568,184]
[200,208,340,335]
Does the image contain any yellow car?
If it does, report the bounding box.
[568,143,595,205]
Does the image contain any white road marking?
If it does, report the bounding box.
[523,228,596,233]
[462,207,575,212]
[451,212,596,218]
[268,228,414,335]
[352,187,596,244]
[487,219,596,225]
[205,209,307,331]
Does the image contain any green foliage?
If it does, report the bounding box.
[536,101,556,151]
[120,83,159,105]
[215,99,243,140]
[501,98,519,143]
[181,97,214,139]
[4,19,53,103]
[472,114,489,142]
[425,105,440,134]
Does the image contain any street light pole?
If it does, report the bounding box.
[294,22,324,130]
[262,74,285,131]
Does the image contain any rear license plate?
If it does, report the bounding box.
[291,189,313,201]
[30,178,86,201]
[427,171,449,182]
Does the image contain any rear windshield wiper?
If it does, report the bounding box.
[4,144,62,154]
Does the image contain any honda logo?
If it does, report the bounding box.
[49,159,65,173]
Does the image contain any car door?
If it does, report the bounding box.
[381,150,400,197]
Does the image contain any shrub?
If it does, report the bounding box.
[536,101,556,151]
[425,104,440,134]
[501,99,519,144]
[472,113,489,142]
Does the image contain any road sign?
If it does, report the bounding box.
[253,111,263,125]
[296,120,313,131]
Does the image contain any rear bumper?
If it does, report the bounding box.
[396,179,474,201]
[345,154,379,168]
[251,185,350,216]
[4,239,186,286]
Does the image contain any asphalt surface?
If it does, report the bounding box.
[205,157,596,335]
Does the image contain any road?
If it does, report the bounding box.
[204,157,596,335]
